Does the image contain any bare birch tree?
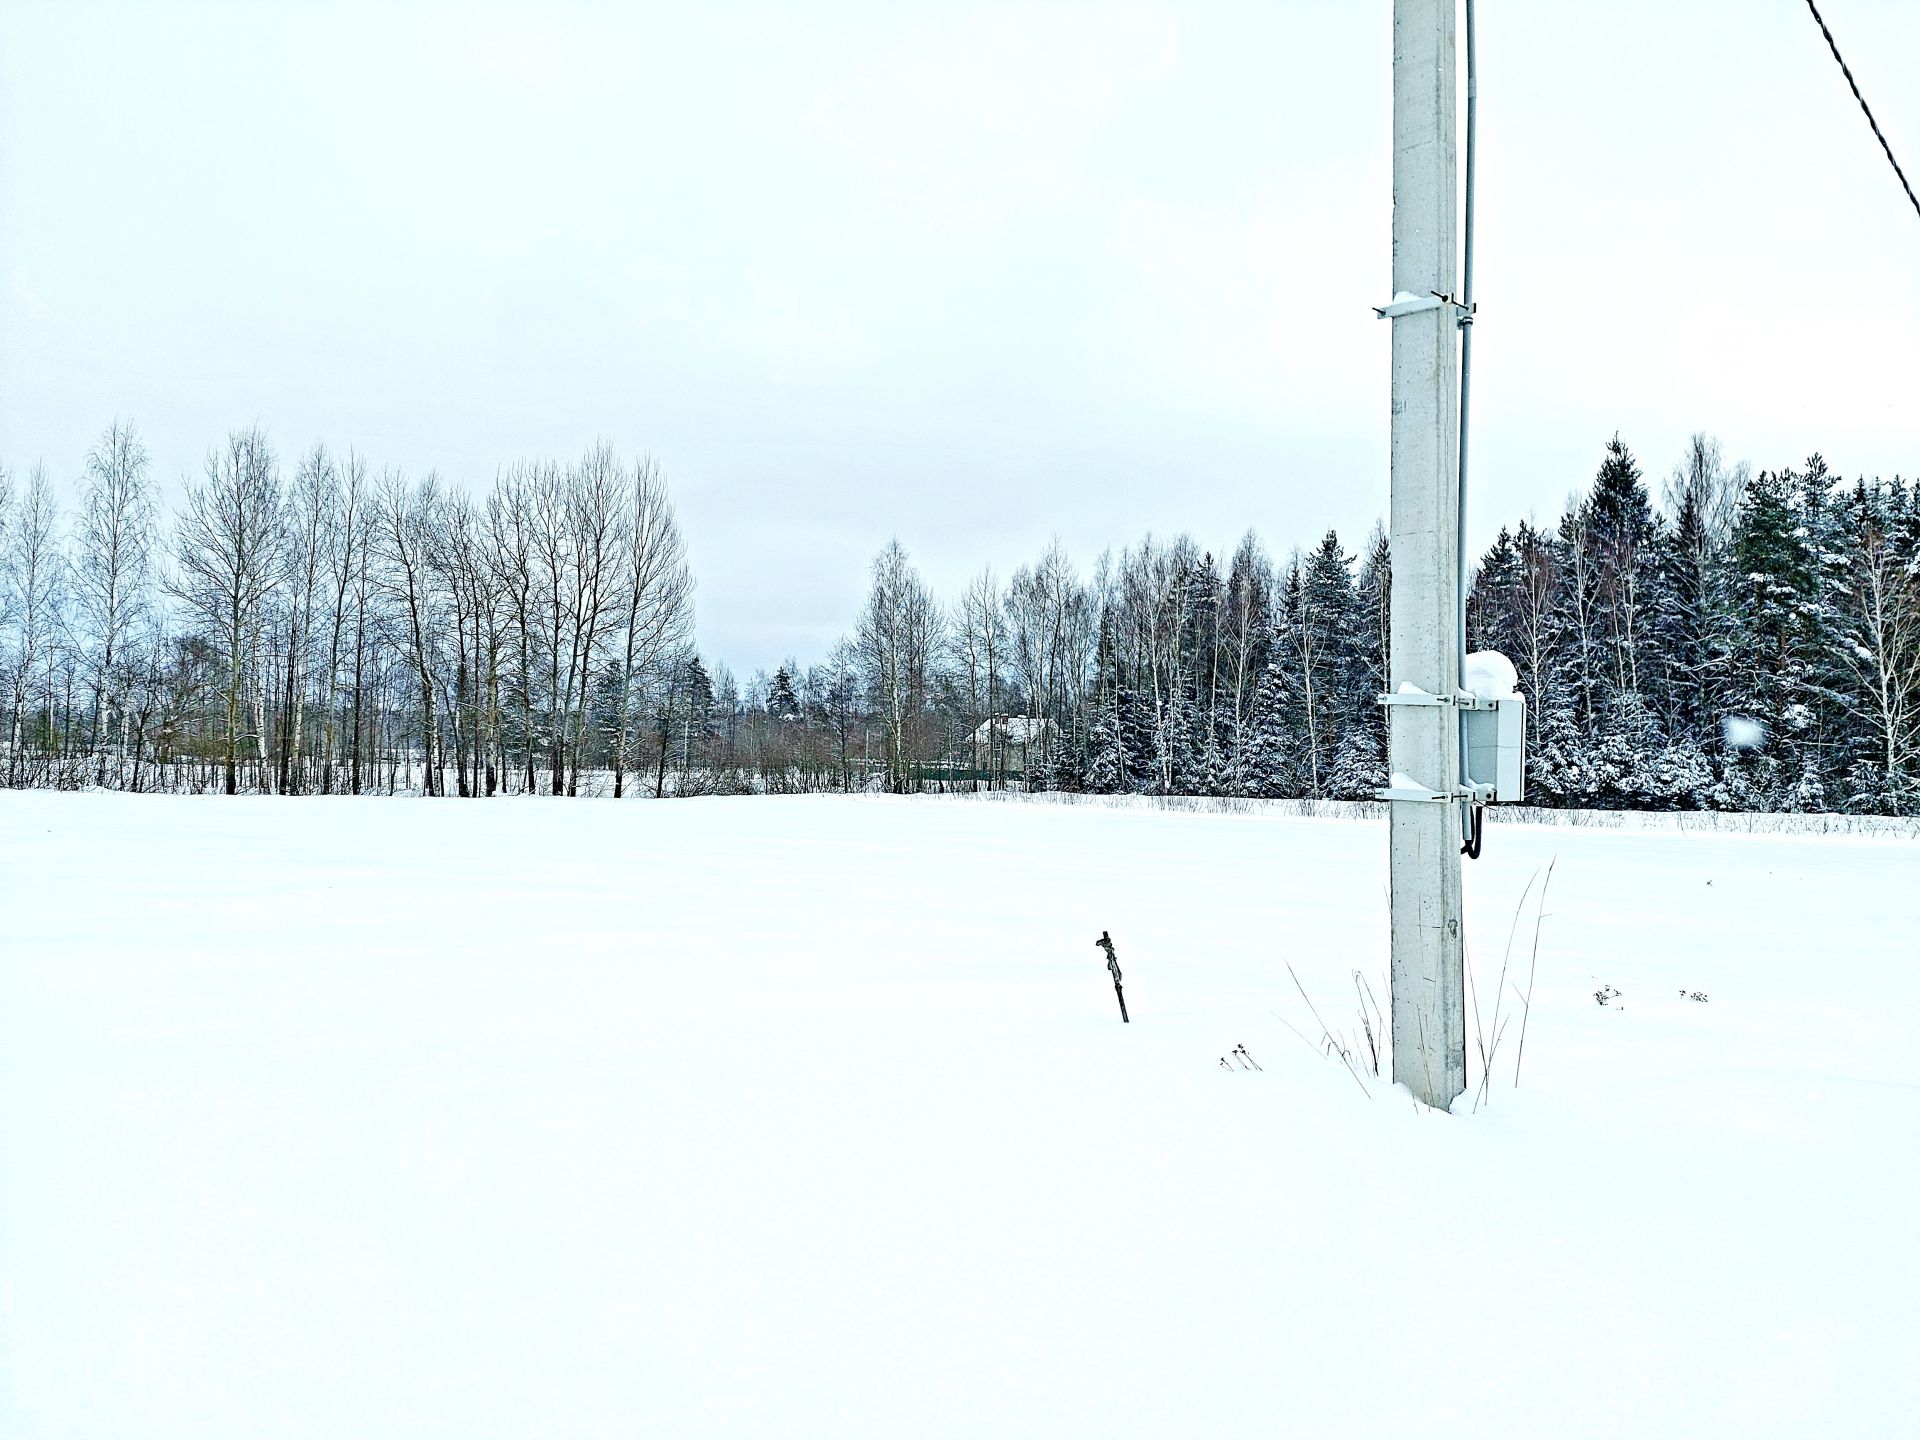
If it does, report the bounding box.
[1835,498,1920,807]
[374,469,447,796]
[169,428,283,794]
[5,467,65,785]
[72,422,156,782]
[487,466,541,795]
[611,455,693,798]
[858,540,938,792]
[320,451,369,793]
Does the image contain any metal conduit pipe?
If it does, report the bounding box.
[1457,0,1480,854]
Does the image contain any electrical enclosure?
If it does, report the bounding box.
[1461,695,1525,802]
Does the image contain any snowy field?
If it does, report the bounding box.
[2,792,1915,1438]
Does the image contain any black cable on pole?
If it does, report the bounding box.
[1803,0,1920,223]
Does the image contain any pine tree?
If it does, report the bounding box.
[1241,635,1304,798]
[1723,464,1819,804]
[1467,526,1520,656]
[1351,526,1392,785]
[1651,486,1727,745]
[1586,436,1668,731]
[1182,551,1223,747]
[767,663,800,722]
[1326,722,1385,800]
[1086,608,1149,793]
[1282,532,1360,797]
[1528,687,1592,807]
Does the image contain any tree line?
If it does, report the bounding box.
[2,425,1914,812]
[0,425,695,797]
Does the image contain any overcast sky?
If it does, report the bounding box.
[3,0,1915,673]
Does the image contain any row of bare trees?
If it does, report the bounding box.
[1,425,692,795]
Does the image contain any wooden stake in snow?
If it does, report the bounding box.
[1095,931,1130,1023]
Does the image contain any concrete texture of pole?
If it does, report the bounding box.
[1388,0,1467,1108]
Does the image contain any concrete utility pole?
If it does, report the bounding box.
[1387,0,1466,1108]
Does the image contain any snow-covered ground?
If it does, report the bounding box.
[2,792,1914,1437]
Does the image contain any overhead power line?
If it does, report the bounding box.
[1803,0,1920,223]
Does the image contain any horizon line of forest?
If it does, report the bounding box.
[1,423,1914,814]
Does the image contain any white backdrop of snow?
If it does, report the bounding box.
[1,792,1914,1438]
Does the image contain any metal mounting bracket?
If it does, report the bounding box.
[1373,289,1476,322]
[1376,781,1496,805]
[1377,687,1494,711]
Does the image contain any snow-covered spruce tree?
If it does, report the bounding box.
[1240,634,1304,799]
[1785,754,1828,813]
[1587,437,1667,703]
[1342,524,1393,793]
[1467,525,1520,656]
[1258,537,1357,800]
[1654,433,1747,750]
[1326,721,1385,801]
[1721,462,1825,807]
[1592,692,1696,809]
[1794,456,1853,772]
[1084,606,1125,793]
[1527,685,1592,807]
[1182,551,1224,779]
[1582,437,1671,787]
[1297,531,1361,797]
[1650,732,1716,809]
[1651,483,1729,750]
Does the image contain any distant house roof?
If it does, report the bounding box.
[972,715,1054,744]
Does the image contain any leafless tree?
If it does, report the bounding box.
[527,461,575,794]
[1663,433,1748,550]
[320,451,370,793]
[437,491,507,797]
[858,539,939,792]
[812,637,863,791]
[277,443,338,793]
[374,469,447,796]
[5,466,66,785]
[1114,534,1197,793]
[1836,502,1920,805]
[561,443,625,794]
[953,567,1004,785]
[610,455,693,798]
[487,465,541,795]
[169,428,283,794]
[71,422,157,782]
